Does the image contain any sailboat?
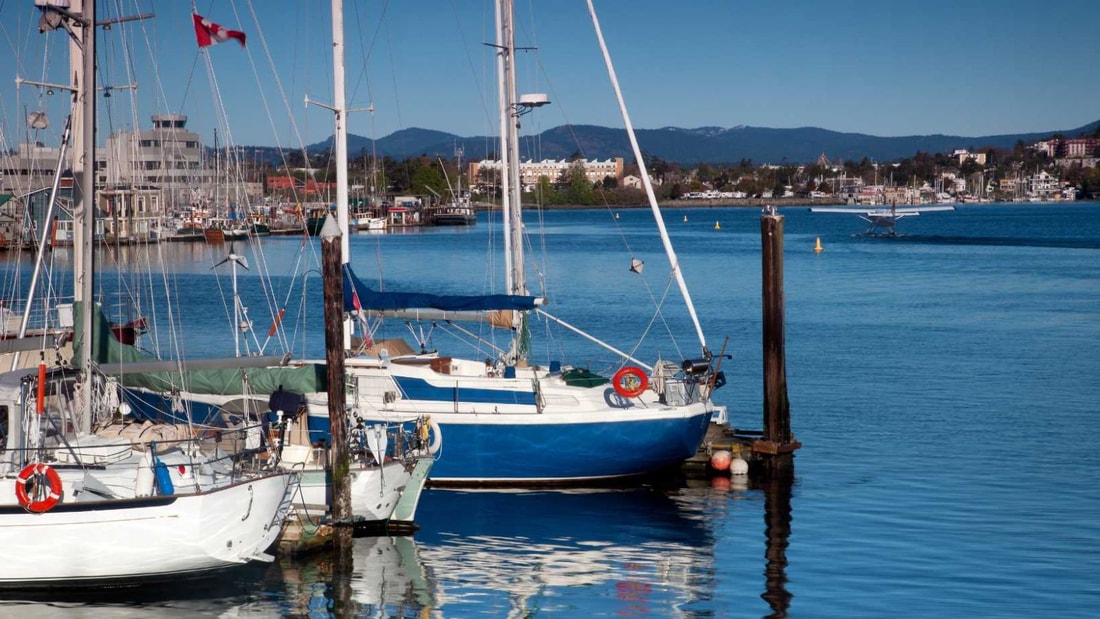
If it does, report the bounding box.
[0,1,297,587]
[302,0,721,484]
[114,1,436,528]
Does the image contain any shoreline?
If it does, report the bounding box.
[475,197,845,210]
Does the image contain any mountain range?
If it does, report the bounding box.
[277,120,1100,166]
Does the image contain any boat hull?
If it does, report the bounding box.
[285,458,422,523]
[0,472,295,588]
[304,361,713,484]
[422,410,710,483]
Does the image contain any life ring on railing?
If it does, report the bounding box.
[425,417,443,455]
[15,463,63,513]
[613,366,649,399]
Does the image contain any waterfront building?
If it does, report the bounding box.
[468,158,624,193]
[103,114,214,209]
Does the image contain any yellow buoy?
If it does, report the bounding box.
[714,221,720,230]
[814,237,824,253]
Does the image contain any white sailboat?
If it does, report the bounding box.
[115,0,435,528]
[0,1,297,588]
[302,0,722,484]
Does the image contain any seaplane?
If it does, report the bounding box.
[810,202,955,236]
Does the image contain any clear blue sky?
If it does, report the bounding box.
[2,0,1098,152]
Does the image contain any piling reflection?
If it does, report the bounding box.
[759,468,794,618]
[268,533,434,617]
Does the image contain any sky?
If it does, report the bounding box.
[1,0,1099,152]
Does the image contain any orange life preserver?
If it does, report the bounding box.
[15,463,63,513]
[612,366,649,398]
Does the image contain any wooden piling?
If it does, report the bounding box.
[320,216,352,538]
[756,209,800,471]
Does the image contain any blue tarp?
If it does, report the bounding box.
[342,265,539,312]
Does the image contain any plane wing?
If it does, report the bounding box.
[810,205,955,215]
[810,204,955,235]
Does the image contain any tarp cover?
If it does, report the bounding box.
[342,264,539,313]
[72,302,326,396]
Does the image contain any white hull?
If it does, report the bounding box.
[0,471,295,586]
[353,217,386,231]
[284,456,426,523]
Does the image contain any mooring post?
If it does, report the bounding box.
[756,207,801,473]
[320,216,353,545]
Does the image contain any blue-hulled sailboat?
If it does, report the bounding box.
[301,0,723,484]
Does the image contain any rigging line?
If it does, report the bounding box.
[586,0,706,352]
[234,0,301,153]
[348,0,389,107]
[446,0,494,132]
[243,0,308,205]
[624,274,685,367]
[513,17,644,277]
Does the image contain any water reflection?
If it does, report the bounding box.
[760,471,794,618]
[264,534,433,617]
[0,563,276,617]
[412,487,717,617]
[0,481,795,617]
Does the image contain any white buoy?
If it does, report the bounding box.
[710,449,732,471]
[730,457,749,476]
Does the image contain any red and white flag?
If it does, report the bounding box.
[192,14,246,48]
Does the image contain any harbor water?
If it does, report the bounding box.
[1,203,1098,617]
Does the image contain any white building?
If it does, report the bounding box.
[103,114,214,208]
[469,158,623,193]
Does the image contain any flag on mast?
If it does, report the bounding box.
[192,14,246,48]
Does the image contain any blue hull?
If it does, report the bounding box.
[309,411,710,483]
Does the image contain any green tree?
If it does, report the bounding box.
[562,162,594,204]
[410,165,447,199]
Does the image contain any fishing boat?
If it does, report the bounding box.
[303,0,722,484]
[431,148,477,226]
[0,1,297,588]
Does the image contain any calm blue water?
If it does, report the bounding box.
[2,202,1098,617]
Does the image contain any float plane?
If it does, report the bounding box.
[810,202,955,236]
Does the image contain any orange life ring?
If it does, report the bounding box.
[612,366,649,398]
[15,463,63,513]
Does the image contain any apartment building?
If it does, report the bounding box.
[468,158,624,193]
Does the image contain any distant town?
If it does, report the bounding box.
[1,113,1097,249]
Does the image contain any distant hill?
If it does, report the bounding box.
[286,120,1100,166]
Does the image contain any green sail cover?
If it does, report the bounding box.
[72,301,326,396]
[561,367,609,388]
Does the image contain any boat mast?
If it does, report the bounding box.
[495,0,513,296]
[497,0,529,362]
[306,0,352,259]
[74,0,97,432]
[332,0,350,263]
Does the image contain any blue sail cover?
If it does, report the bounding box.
[342,265,540,312]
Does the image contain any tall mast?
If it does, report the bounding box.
[332,0,350,263]
[495,0,513,295]
[76,0,97,432]
[500,0,523,299]
[497,0,529,363]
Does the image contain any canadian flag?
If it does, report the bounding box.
[192,14,246,48]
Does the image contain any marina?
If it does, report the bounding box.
[0,0,1097,615]
[0,203,1096,615]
